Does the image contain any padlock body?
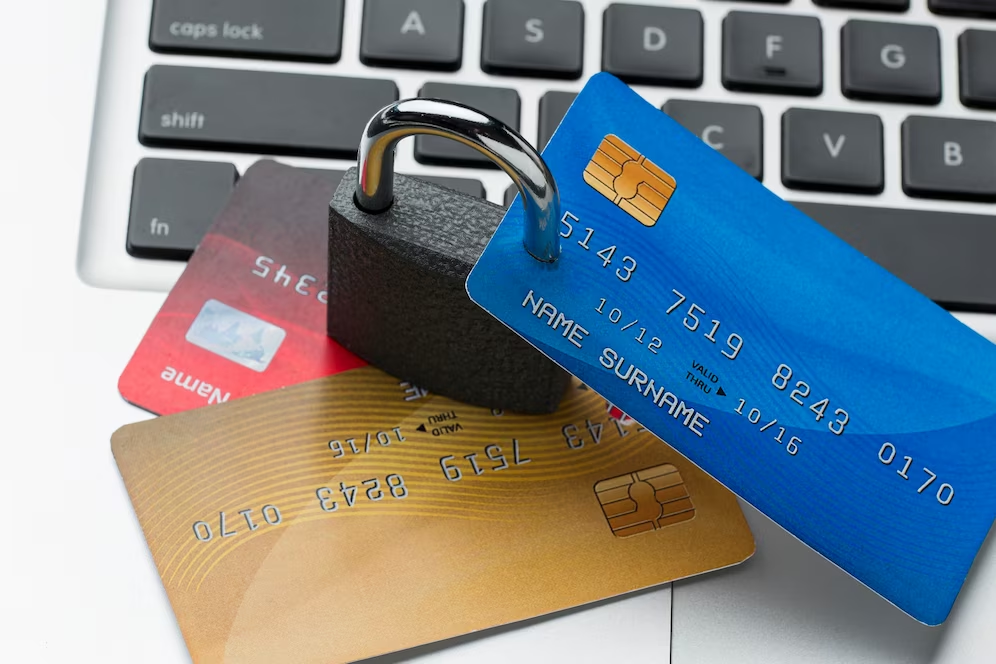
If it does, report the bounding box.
[328,169,569,414]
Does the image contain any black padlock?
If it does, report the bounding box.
[328,98,569,414]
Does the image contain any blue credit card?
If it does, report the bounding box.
[467,73,996,626]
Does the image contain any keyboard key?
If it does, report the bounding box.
[127,158,238,260]
[782,109,883,194]
[481,0,584,79]
[360,0,464,71]
[960,30,996,109]
[902,116,996,202]
[139,66,398,158]
[663,100,763,180]
[415,82,520,167]
[841,20,941,105]
[150,0,344,63]
[505,184,518,208]
[794,202,996,311]
[929,0,996,18]
[722,12,823,96]
[538,91,577,150]
[814,0,909,10]
[602,4,703,87]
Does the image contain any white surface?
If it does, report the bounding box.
[673,506,945,663]
[2,0,996,663]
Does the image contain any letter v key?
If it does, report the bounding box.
[823,132,846,158]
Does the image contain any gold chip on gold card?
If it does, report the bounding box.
[594,464,695,538]
[583,135,676,227]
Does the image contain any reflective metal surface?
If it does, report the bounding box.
[355,98,561,262]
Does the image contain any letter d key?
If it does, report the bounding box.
[327,99,570,413]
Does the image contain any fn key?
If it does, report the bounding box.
[127,158,238,260]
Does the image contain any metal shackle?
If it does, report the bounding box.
[354,98,562,263]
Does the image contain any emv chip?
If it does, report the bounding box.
[583,134,676,227]
[594,464,695,538]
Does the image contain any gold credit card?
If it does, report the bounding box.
[112,367,753,663]
[583,134,676,227]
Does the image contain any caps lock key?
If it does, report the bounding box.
[150,0,345,63]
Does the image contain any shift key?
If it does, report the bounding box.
[150,0,344,63]
[139,66,398,158]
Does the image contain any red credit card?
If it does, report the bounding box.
[119,161,366,415]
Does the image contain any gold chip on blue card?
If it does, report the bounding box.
[583,134,676,227]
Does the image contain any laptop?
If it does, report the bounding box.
[11,0,995,661]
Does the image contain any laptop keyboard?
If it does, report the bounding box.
[96,0,996,309]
